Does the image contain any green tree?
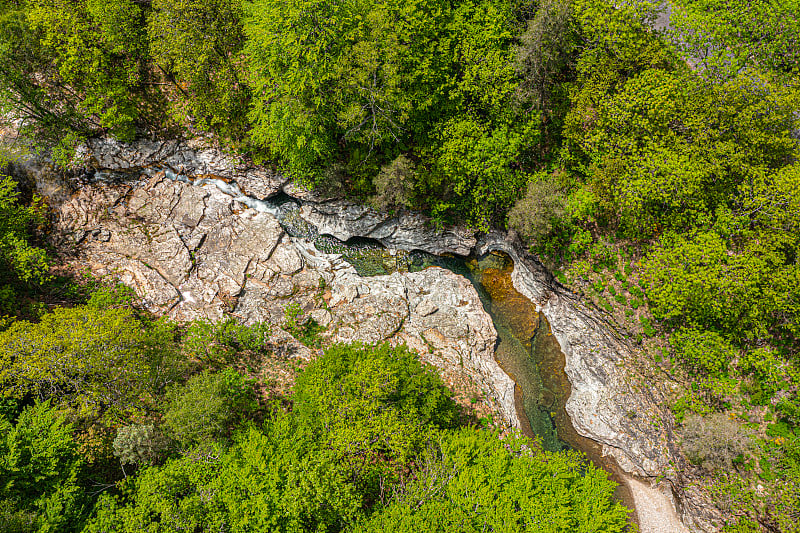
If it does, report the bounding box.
[0,305,179,419]
[370,154,416,211]
[25,0,148,141]
[148,0,250,139]
[515,0,577,114]
[580,69,799,237]
[354,427,630,532]
[244,0,535,228]
[669,0,800,79]
[181,318,270,367]
[209,421,364,532]
[163,368,257,447]
[113,424,168,467]
[86,343,460,532]
[0,0,80,142]
[642,231,798,344]
[244,0,424,178]
[86,423,364,533]
[85,444,223,533]
[0,173,49,293]
[0,401,88,533]
[424,114,537,230]
[292,343,458,494]
[508,174,567,246]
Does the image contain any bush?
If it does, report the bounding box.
[507,176,566,245]
[183,318,270,365]
[86,284,137,310]
[113,424,168,466]
[370,155,416,211]
[282,303,324,347]
[682,413,751,472]
[737,347,789,398]
[671,327,738,377]
[163,368,258,447]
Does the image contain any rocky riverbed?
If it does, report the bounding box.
[10,137,719,532]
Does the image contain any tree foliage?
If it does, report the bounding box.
[669,0,800,79]
[148,0,250,139]
[0,173,49,289]
[0,304,179,419]
[83,343,628,532]
[354,428,630,533]
[243,0,537,228]
[24,0,147,141]
[163,368,257,447]
[0,401,88,533]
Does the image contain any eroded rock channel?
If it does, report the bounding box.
[12,138,711,532]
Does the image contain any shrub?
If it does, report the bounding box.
[113,424,168,466]
[682,413,751,472]
[507,177,566,246]
[183,318,270,365]
[671,327,738,377]
[370,155,416,211]
[86,284,137,310]
[163,368,258,447]
[282,303,324,347]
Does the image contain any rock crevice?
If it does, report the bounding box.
[10,138,716,532]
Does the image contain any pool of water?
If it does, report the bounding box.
[340,244,637,519]
[339,245,570,451]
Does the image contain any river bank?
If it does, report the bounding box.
[10,137,715,531]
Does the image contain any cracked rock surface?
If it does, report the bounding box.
[11,138,717,531]
[47,168,518,428]
[72,138,476,256]
[298,200,476,256]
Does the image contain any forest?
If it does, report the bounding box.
[0,0,799,530]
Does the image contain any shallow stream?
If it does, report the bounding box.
[327,240,638,520]
[94,167,638,520]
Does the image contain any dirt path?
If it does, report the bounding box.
[622,475,690,533]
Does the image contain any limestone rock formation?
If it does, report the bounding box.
[297,199,476,256]
[74,138,476,256]
[78,137,288,200]
[45,166,518,428]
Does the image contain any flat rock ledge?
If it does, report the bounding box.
[44,169,519,430]
[10,137,718,532]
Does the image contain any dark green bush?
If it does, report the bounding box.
[163,368,258,447]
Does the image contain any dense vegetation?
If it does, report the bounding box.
[0,161,630,530]
[0,279,630,531]
[2,0,800,530]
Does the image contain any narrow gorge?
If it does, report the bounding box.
[13,138,714,532]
